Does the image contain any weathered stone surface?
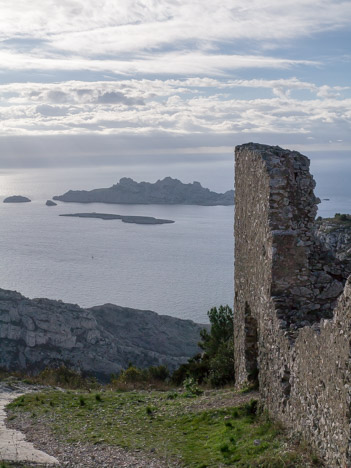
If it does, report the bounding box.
[53,177,234,206]
[316,216,351,260]
[0,288,205,381]
[234,143,351,466]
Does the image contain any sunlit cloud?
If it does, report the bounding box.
[0,1,350,165]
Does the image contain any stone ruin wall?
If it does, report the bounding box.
[234,143,351,466]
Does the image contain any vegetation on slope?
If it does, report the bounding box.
[316,213,351,226]
[7,389,318,467]
[173,305,235,387]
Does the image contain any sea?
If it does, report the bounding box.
[0,154,350,324]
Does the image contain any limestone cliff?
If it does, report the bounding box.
[315,215,351,260]
[0,288,205,380]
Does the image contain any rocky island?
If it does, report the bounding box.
[3,195,31,203]
[53,177,234,206]
[60,212,174,224]
[0,288,206,381]
[46,200,57,206]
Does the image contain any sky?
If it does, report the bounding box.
[0,0,350,182]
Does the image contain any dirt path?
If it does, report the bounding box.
[0,381,58,466]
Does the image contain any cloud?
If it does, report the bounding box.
[0,49,318,76]
[36,104,70,116]
[47,90,70,103]
[97,91,144,105]
[0,78,350,155]
[0,1,349,77]
[1,1,350,49]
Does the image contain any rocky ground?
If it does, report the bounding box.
[1,379,172,468]
[0,380,58,466]
[6,412,174,468]
[3,382,261,468]
[316,215,351,260]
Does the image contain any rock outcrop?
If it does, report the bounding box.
[3,196,31,203]
[234,143,351,466]
[316,215,351,260]
[53,177,234,206]
[0,288,205,381]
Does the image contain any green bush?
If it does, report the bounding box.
[35,365,98,389]
[117,366,146,384]
[171,353,210,385]
[147,365,169,381]
[110,363,171,390]
[172,305,235,388]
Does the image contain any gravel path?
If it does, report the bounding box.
[2,380,177,467]
[6,411,177,468]
[3,383,258,467]
[0,381,58,466]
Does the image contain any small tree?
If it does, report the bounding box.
[172,305,235,387]
[200,305,234,386]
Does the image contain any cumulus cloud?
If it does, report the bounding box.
[97,91,144,105]
[0,2,349,166]
[36,104,70,117]
[0,78,350,147]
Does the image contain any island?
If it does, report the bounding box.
[53,177,234,206]
[60,212,175,225]
[3,195,31,203]
[46,200,57,206]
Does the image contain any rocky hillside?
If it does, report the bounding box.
[53,177,234,206]
[0,288,206,381]
[315,214,351,260]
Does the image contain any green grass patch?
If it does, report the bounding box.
[7,391,316,467]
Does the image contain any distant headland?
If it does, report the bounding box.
[60,212,174,225]
[53,177,234,206]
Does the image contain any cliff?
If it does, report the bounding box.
[53,177,234,206]
[0,288,205,381]
[315,214,351,260]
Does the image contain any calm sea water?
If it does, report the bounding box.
[0,158,349,324]
[0,166,234,323]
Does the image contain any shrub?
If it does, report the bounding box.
[34,365,98,389]
[147,365,169,381]
[183,376,203,397]
[171,353,210,386]
[110,364,171,390]
[172,305,235,388]
[118,366,146,384]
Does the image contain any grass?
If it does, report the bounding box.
[7,390,318,467]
